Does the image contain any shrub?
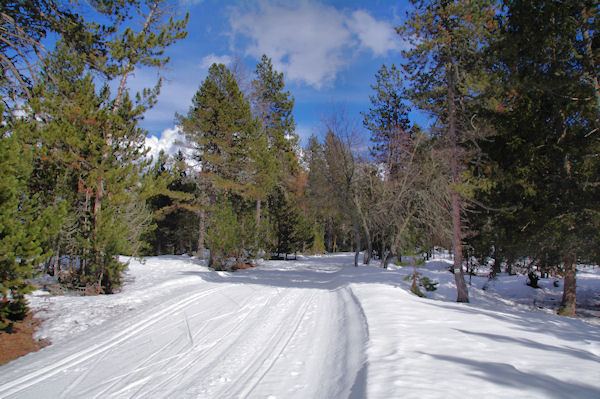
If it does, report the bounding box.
[404,271,438,297]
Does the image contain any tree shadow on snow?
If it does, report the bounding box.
[420,352,600,399]
[425,300,600,346]
[453,329,600,364]
[178,254,408,292]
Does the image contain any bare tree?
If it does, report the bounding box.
[321,107,364,266]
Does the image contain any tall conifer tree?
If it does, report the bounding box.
[177,63,260,268]
[399,0,498,302]
[250,55,299,235]
[473,0,600,316]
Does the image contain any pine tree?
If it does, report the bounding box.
[250,55,300,241]
[251,55,299,182]
[268,185,313,259]
[472,0,600,316]
[363,64,413,177]
[398,0,498,302]
[361,63,439,265]
[0,0,188,304]
[0,108,62,330]
[177,63,260,268]
[21,43,152,292]
[142,151,199,255]
[0,0,108,110]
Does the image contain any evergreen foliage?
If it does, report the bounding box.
[205,196,248,270]
[363,63,413,177]
[468,0,600,316]
[0,0,107,109]
[0,112,62,329]
[143,151,199,255]
[0,0,187,301]
[268,185,313,258]
[21,43,154,292]
[251,54,299,185]
[177,63,260,268]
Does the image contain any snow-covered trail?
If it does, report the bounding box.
[0,256,368,399]
[1,253,599,398]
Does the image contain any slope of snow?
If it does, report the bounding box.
[0,253,598,398]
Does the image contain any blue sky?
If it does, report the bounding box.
[138,0,413,158]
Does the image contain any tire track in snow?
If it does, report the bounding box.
[0,285,229,399]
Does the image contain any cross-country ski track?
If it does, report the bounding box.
[1,253,599,398]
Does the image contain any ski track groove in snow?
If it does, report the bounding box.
[84,333,187,399]
[58,344,112,398]
[134,288,296,398]
[224,290,317,399]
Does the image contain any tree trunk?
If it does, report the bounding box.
[448,66,469,303]
[256,199,261,226]
[51,231,62,278]
[327,217,333,252]
[364,240,372,265]
[490,247,501,278]
[196,209,205,258]
[558,253,577,317]
[208,250,215,268]
[352,196,371,265]
[382,251,392,269]
[53,247,60,278]
[254,199,261,255]
[353,218,361,267]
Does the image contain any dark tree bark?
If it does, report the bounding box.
[196,209,205,258]
[327,217,333,253]
[352,217,361,267]
[558,253,577,317]
[382,250,393,269]
[363,241,372,265]
[448,67,469,303]
[490,248,501,279]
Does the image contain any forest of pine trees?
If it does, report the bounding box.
[1,0,598,329]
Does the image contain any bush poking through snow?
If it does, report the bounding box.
[404,271,438,297]
[526,271,540,289]
[0,295,29,332]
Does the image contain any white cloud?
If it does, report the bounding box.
[230,2,352,89]
[200,53,233,69]
[349,10,403,56]
[228,2,403,89]
[145,126,184,161]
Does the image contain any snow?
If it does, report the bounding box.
[1,253,599,398]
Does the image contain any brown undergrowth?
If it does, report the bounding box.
[0,313,50,366]
[234,263,255,270]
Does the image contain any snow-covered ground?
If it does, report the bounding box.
[0,253,599,398]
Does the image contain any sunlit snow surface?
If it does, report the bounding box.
[0,253,599,398]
